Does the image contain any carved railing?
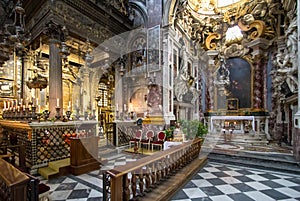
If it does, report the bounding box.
[0,144,26,171]
[0,158,30,201]
[103,138,203,201]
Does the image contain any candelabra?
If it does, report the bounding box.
[90,109,96,120]
[75,108,80,120]
[66,110,72,120]
[31,106,37,120]
[84,111,88,120]
[116,110,119,120]
[55,107,61,121]
[43,110,50,121]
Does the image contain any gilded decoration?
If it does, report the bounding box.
[174,0,280,51]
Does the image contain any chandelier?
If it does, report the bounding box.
[0,0,30,65]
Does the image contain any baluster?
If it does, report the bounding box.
[150,163,156,188]
[170,153,176,175]
[123,174,130,201]
[138,169,145,197]
[131,171,137,199]
[144,165,151,192]
[155,161,161,184]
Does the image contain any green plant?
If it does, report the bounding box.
[164,126,175,139]
[179,119,208,139]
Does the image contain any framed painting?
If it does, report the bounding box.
[227,98,238,110]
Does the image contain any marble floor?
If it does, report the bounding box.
[40,151,300,201]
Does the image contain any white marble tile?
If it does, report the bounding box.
[210,195,234,201]
[205,167,221,172]
[246,174,269,181]
[276,187,300,198]
[50,190,72,200]
[74,183,89,190]
[244,181,271,190]
[245,191,275,201]
[198,172,218,179]
[221,177,243,184]
[273,179,299,187]
[216,184,241,194]
[183,188,207,198]
[223,170,243,177]
[88,189,103,198]
[191,179,214,187]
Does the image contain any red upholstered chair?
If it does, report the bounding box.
[152,131,166,151]
[129,130,142,149]
[140,130,154,150]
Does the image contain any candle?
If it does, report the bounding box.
[38,105,41,113]
[3,101,6,109]
[116,104,118,111]
[57,98,59,107]
[68,101,71,111]
[36,98,38,106]
[99,108,101,114]
[8,101,10,109]
[20,98,23,106]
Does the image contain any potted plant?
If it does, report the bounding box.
[179,119,208,140]
[164,126,175,141]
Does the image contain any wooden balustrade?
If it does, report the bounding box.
[0,158,30,201]
[104,138,203,201]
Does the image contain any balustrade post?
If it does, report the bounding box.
[110,175,123,201]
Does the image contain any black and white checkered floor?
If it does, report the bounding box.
[41,153,300,201]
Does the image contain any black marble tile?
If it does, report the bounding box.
[231,183,256,192]
[192,173,203,180]
[87,197,103,201]
[235,170,255,175]
[211,171,229,178]
[286,177,300,184]
[217,166,232,171]
[291,185,300,192]
[200,186,224,196]
[67,189,90,199]
[183,181,198,188]
[260,180,285,188]
[47,176,67,184]
[228,193,256,201]
[260,189,290,200]
[258,173,281,180]
[233,175,255,182]
[191,197,212,201]
[55,182,78,191]
[171,189,189,200]
[206,178,227,185]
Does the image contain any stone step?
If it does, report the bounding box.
[207,151,300,175]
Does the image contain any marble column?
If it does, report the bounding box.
[206,50,218,111]
[48,38,63,117]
